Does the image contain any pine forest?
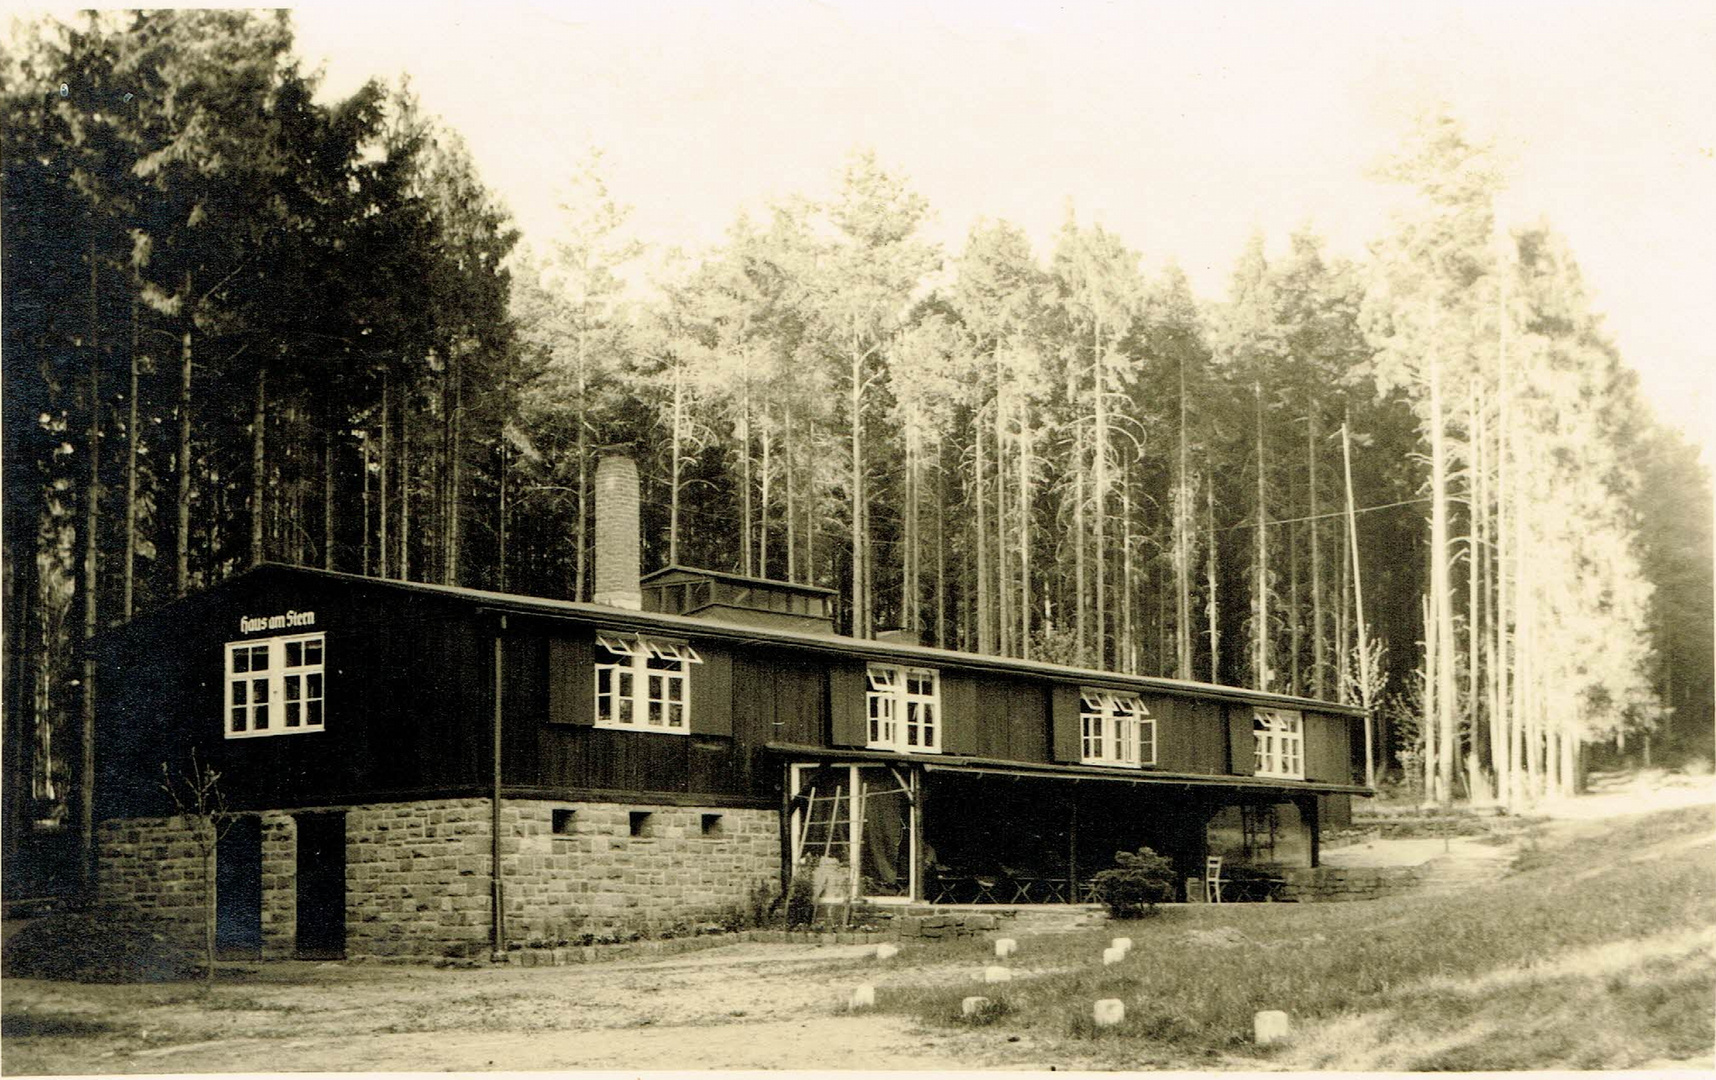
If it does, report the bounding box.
[4,12,1712,891]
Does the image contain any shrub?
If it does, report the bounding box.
[783,867,819,928]
[3,908,203,983]
[1090,846,1177,918]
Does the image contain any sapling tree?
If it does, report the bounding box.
[161,751,234,985]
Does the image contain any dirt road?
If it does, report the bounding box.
[2,941,1102,1074]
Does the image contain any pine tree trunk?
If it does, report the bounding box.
[399,399,411,582]
[759,414,772,580]
[1308,407,1325,699]
[1254,382,1269,690]
[123,295,141,620]
[1429,349,1456,807]
[974,403,990,653]
[935,448,947,648]
[671,361,684,567]
[251,365,267,569]
[995,358,1011,656]
[1468,382,1488,800]
[176,272,194,598]
[1289,474,1302,696]
[785,412,797,583]
[1018,411,1032,660]
[323,425,335,572]
[444,353,462,586]
[849,345,863,637]
[1175,356,1193,680]
[741,380,753,577]
[378,375,390,579]
[80,248,102,890]
[1093,326,1107,671]
[574,345,589,600]
[1206,479,1220,684]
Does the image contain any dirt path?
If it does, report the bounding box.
[2,942,1104,1074]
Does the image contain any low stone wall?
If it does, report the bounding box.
[848,905,1010,939]
[1277,865,1422,902]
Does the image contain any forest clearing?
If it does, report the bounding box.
[5,774,1711,1074]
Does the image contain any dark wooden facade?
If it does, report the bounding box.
[97,564,1368,826]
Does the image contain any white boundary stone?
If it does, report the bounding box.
[1094,999,1125,1026]
[1254,1010,1290,1044]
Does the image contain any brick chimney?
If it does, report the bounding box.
[592,452,642,610]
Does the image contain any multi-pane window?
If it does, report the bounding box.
[1253,708,1305,778]
[866,663,939,753]
[1079,690,1155,767]
[225,633,325,739]
[594,633,701,733]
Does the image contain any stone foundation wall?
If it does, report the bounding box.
[505,802,781,943]
[345,798,495,959]
[96,815,210,941]
[102,797,784,960]
[258,812,297,958]
[1277,865,1421,902]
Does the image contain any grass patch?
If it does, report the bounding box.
[877,804,1716,1069]
[0,1013,135,1039]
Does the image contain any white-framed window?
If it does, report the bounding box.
[866,663,940,753]
[1253,708,1304,778]
[594,632,702,733]
[225,633,325,738]
[1079,689,1155,767]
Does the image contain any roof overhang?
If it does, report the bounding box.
[764,742,1374,797]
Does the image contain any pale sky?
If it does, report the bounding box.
[217,2,1716,457]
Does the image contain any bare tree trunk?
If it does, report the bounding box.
[995,358,1011,656]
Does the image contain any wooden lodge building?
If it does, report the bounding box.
[95,454,1371,960]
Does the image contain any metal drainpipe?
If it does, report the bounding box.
[491,614,506,960]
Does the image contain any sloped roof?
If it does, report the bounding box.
[186,563,1367,717]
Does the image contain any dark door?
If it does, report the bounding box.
[295,812,346,959]
[216,815,262,959]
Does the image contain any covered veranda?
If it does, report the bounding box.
[774,745,1365,906]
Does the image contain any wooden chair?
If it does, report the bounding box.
[1205,856,1225,904]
